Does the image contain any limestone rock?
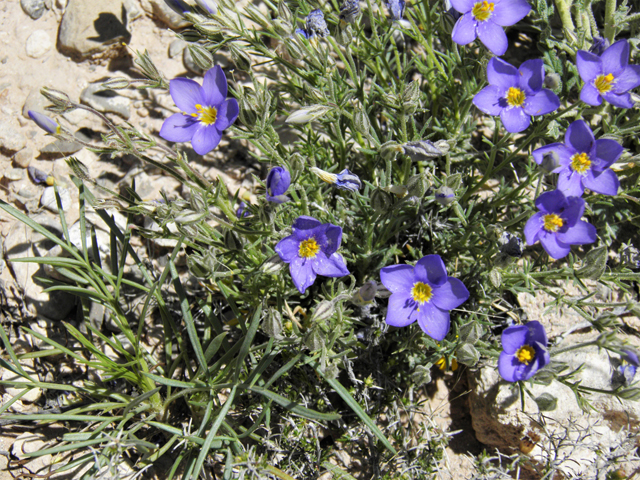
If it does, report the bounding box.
[80,83,131,119]
[0,118,27,153]
[25,30,52,58]
[140,0,190,29]
[21,0,47,19]
[14,148,34,168]
[2,360,42,403]
[58,0,133,58]
[40,186,72,213]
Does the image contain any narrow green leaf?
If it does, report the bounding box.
[247,385,341,421]
[143,372,196,388]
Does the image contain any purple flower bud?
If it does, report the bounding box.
[386,0,405,21]
[266,166,291,204]
[194,0,217,14]
[164,0,190,14]
[310,167,362,192]
[589,37,609,56]
[28,110,60,135]
[305,9,329,38]
[236,201,250,218]
[435,186,455,205]
[28,166,49,184]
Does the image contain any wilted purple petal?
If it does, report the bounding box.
[266,167,291,198]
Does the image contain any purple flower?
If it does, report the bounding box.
[386,0,406,21]
[532,120,621,197]
[164,0,190,15]
[236,201,250,218]
[473,57,560,133]
[28,110,60,134]
[450,0,531,56]
[339,0,361,23]
[194,0,216,14]
[524,190,597,259]
[498,321,550,382]
[159,66,239,155]
[275,216,349,294]
[310,167,362,192]
[618,349,639,385]
[380,255,470,341]
[576,39,640,108]
[266,167,291,203]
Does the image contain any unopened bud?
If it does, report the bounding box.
[407,174,428,198]
[543,72,561,90]
[229,42,251,71]
[28,110,60,135]
[370,189,392,213]
[224,230,242,250]
[262,254,285,274]
[540,150,561,172]
[456,343,480,366]
[305,327,325,351]
[385,184,408,198]
[311,300,334,322]
[195,20,222,35]
[101,77,132,90]
[402,139,444,161]
[40,87,74,113]
[351,280,377,305]
[458,321,482,344]
[188,44,213,70]
[402,80,420,105]
[285,104,331,124]
[263,309,283,338]
[353,109,371,137]
[435,186,455,205]
[174,209,208,224]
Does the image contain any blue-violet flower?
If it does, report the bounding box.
[450,0,531,56]
[297,9,329,39]
[577,39,640,108]
[380,255,469,341]
[275,216,349,293]
[532,120,621,197]
[498,321,550,382]
[473,57,560,133]
[28,110,60,135]
[386,0,405,21]
[159,66,239,155]
[524,190,597,260]
[266,167,291,203]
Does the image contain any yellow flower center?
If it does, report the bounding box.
[191,104,218,125]
[594,73,615,94]
[299,238,320,258]
[543,214,563,232]
[516,345,535,365]
[411,282,432,304]
[570,152,591,174]
[471,1,494,21]
[506,87,526,107]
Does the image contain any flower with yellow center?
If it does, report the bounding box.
[299,238,320,258]
[570,152,591,174]
[191,104,218,125]
[516,345,535,365]
[506,87,526,107]
[594,73,615,94]
[471,1,494,21]
[542,214,563,232]
[411,282,432,304]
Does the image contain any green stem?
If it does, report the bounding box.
[550,340,598,356]
[555,0,575,35]
[604,0,617,43]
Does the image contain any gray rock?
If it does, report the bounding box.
[25,30,52,58]
[80,83,131,119]
[40,186,72,213]
[22,89,50,120]
[0,118,27,153]
[58,0,132,59]
[169,38,187,58]
[13,148,33,168]
[4,168,24,181]
[21,0,46,19]
[141,0,190,28]
[183,46,205,76]
[40,130,91,155]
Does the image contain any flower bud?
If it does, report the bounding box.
[370,189,392,213]
[28,166,49,184]
[266,166,291,203]
[175,210,208,224]
[435,186,455,205]
[164,0,190,15]
[101,77,131,90]
[310,167,361,192]
[543,72,561,90]
[350,280,377,305]
[224,229,242,250]
[353,108,371,137]
[402,139,444,161]
[407,174,428,198]
[285,104,331,124]
[28,111,60,135]
[195,20,222,35]
[40,87,74,113]
[402,80,420,110]
[539,150,561,172]
[339,0,360,23]
[262,309,283,338]
[456,343,480,366]
[278,0,293,21]
[458,321,482,344]
[188,44,213,70]
[194,0,217,14]
[229,42,251,71]
[262,254,285,274]
[310,300,334,323]
[304,327,325,351]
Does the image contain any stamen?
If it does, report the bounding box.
[191,104,218,125]
[516,345,535,365]
[299,238,320,258]
[594,73,615,94]
[411,282,432,304]
[471,1,495,21]
[570,152,591,174]
[543,214,563,232]
[506,87,526,107]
